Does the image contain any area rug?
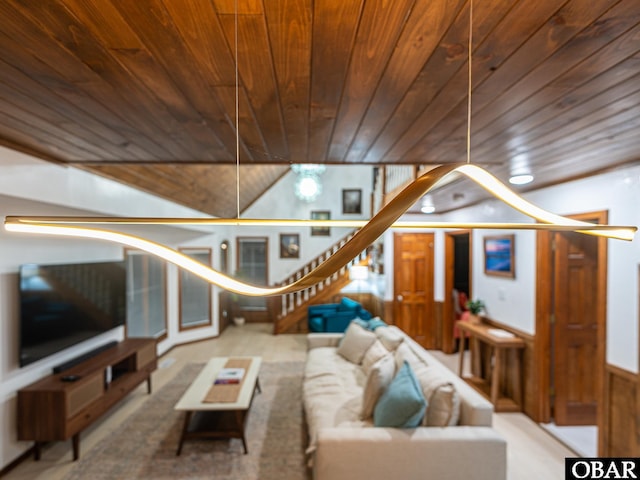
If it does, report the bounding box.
[66,361,309,480]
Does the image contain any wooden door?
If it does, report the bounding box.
[393,233,435,349]
[553,230,598,425]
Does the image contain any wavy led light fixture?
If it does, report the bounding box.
[4,163,636,296]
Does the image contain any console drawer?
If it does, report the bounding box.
[67,373,103,418]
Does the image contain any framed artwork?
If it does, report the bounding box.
[279,233,300,259]
[311,210,331,236]
[484,234,515,278]
[342,189,362,214]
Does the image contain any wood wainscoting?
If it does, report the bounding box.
[602,364,639,456]
[482,321,638,457]
[339,292,391,322]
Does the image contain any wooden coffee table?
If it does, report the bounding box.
[174,356,262,455]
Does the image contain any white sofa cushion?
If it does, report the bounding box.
[360,353,395,419]
[392,340,460,426]
[394,342,421,371]
[337,322,377,364]
[304,346,367,453]
[416,366,461,426]
[361,340,389,375]
[376,326,404,351]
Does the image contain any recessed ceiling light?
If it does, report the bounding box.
[420,196,435,214]
[420,205,435,214]
[509,174,534,185]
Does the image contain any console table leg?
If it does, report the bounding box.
[72,433,80,461]
[491,348,502,407]
[458,335,466,376]
[33,442,41,461]
[256,377,261,394]
[147,376,152,394]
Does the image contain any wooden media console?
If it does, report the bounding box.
[17,338,157,461]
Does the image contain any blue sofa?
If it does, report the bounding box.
[308,297,372,333]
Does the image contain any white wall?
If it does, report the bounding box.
[0,147,222,469]
[389,165,640,373]
[0,150,374,469]
[240,165,374,284]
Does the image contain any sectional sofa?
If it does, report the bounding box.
[307,297,372,333]
[303,321,507,480]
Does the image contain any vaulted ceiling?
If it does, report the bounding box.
[0,0,639,217]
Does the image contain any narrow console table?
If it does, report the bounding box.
[17,338,157,461]
[456,321,525,412]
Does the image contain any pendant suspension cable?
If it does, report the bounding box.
[234,0,240,219]
[466,0,473,164]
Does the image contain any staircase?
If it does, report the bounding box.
[270,232,369,334]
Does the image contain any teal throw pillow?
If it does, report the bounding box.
[339,297,360,311]
[352,318,370,329]
[367,317,388,330]
[373,360,426,428]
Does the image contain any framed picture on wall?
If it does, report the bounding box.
[484,234,515,278]
[342,189,362,214]
[310,210,330,236]
[279,233,300,259]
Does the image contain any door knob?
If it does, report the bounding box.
[396,295,403,302]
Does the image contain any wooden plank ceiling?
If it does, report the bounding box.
[0,0,639,217]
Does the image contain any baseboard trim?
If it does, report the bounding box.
[0,443,36,476]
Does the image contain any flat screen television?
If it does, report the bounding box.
[19,260,127,367]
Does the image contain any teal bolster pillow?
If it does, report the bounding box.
[373,360,427,428]
[352,318,370,329]
[367,317,388,330]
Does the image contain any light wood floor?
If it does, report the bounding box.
[4,324,572,480]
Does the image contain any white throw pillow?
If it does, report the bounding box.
[361,340,389,375]
[376,327,404,351]
[337,322,377,364]
[360,353,396,419]
[394,342,420,372]
[416,366,461,426]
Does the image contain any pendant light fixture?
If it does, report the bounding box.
[292,164,326,202]
[3,0,637,297]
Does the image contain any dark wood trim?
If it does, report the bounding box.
[594,212,608,456]
[534,228,553,423]
[0,445,37,477]
[606,363,638,382]
[534,210,608,452]
[637,264,640,458]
